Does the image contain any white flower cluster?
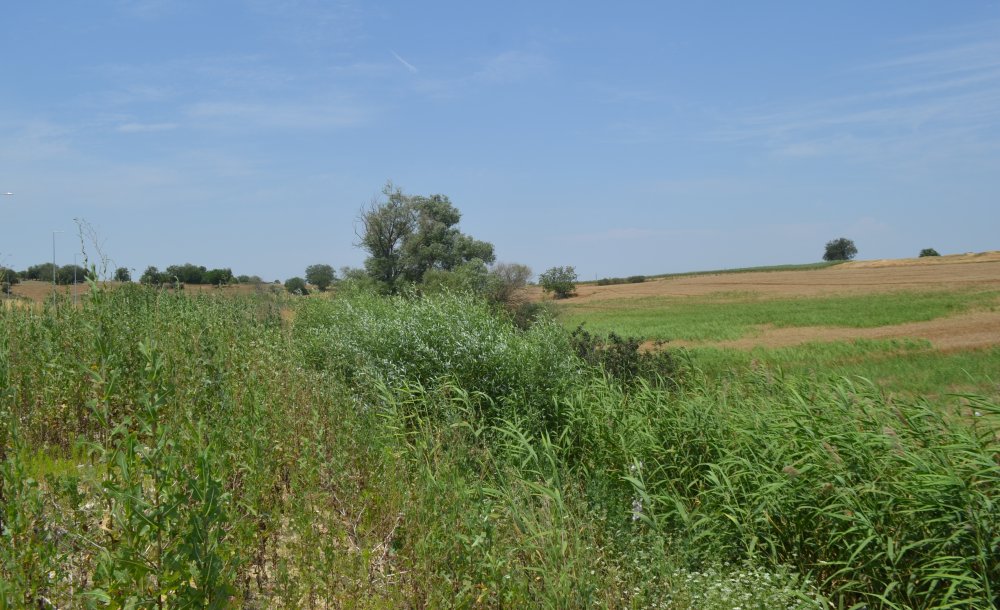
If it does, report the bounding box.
[658,563,826,610]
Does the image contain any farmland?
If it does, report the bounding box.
[1,256,999,608]
[554,253,1000,400]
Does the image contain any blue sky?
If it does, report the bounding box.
[2,2,999,281]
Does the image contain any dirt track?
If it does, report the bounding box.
[548,252,1000,351]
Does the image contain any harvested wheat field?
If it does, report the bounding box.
[549,251,1000,303]
[548,251,1000,351]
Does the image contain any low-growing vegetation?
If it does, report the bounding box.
[596,275,646,286]
[557,289,1000,342]
[0,279,996,608]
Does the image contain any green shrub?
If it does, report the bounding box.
[597,275,647,286]
[568,324,681,389]
[539,266,577,299]
[284,276,309,295]
[919,247,941,257]
[293,292,579,431]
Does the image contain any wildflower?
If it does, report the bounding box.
[632,497,643,522]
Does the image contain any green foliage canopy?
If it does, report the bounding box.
[305,264,336,291]
[539,266,578,299]
[284,276,309,295]
[823,237,858,261]
[358,182,495,292]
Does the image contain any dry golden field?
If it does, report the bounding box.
[540,251,1000,351]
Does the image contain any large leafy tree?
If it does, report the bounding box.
[203,268,234,286]
[357,183,415,291]
[400,195,495,282]
[357,183,495,292]
[165,263,207,284]
[305,264,336,291]
[823,237,858,262]
[0,267,18,287]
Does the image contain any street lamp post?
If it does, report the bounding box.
[52,230,64,302]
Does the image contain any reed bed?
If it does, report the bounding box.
[0,285,995,608]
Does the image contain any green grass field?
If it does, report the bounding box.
[557,290,999,341]
[556,287,1000,399]
[689,340,1000,399]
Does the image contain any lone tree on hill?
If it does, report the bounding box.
[305,264,336,291]
[539,266,577,299]
[919,248,940,257]
[823,237,858,261]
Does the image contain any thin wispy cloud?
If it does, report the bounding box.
[0,120,74,162]
[474,50,550,84]
[715,23,1000,163]
[186,100,370,130]
[116,122,179,133]
[390,50,418,74]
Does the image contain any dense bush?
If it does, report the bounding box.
[919,247,941,257]
[539,266,577,299]
[283,276,309,295]
[293,292,578,431]
[568,324,681,388]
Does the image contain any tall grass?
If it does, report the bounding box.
[0,285,995,607]
[556,369,999,608]
[691,340,1000,399]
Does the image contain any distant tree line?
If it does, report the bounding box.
[17,262,93,285]
[1,263,276,289]
[139,264,235,286]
